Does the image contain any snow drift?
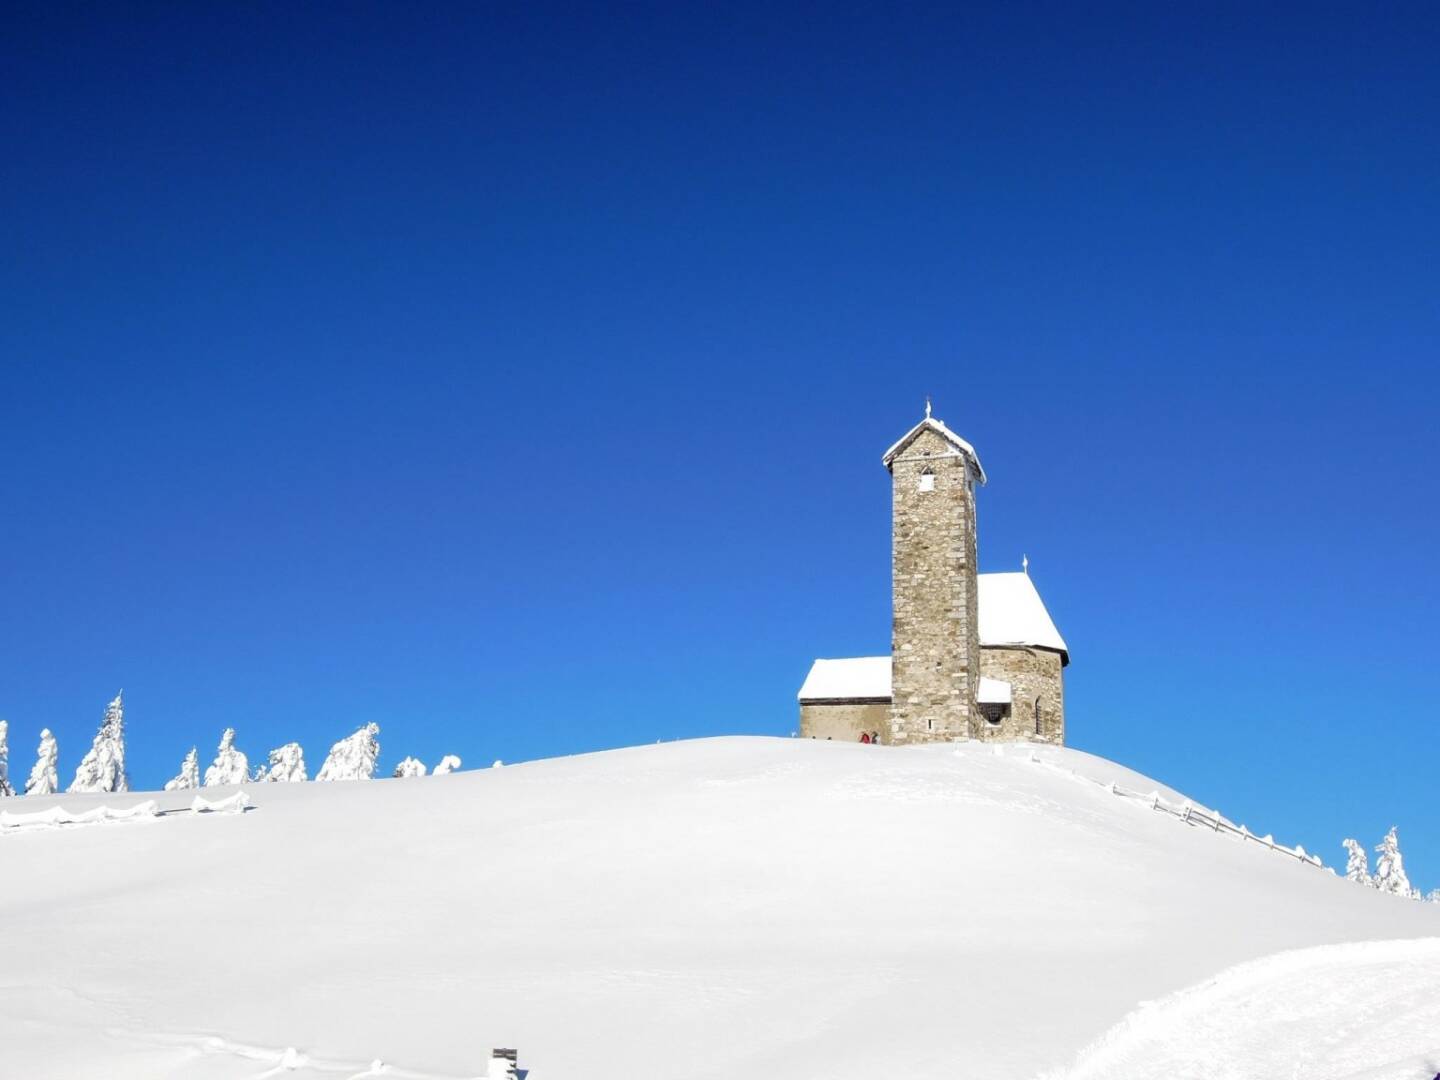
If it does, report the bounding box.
[0,737,1435,1079]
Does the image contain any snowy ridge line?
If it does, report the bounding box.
[0,790,251,833]
[1032,937,1440,1080]
[997,746,1327,871]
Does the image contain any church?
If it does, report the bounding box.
[798,405,1070,745]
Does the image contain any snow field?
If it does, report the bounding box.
[1,737,1436,1079]
[1041,937,1440,1080]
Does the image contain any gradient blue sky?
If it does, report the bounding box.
[3,4,1438,885]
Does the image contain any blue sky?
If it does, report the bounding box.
[3,4,1438,886]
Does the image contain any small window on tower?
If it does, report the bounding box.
[918,468,935,492]
[1035,699,1043,735]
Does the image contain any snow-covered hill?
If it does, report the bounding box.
[1,737,1435,1079]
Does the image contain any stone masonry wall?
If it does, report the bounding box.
[890,427,980,743]
[799,701,891,742]
[976,646,1065,744]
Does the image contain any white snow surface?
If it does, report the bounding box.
[796,655,891,701]
[977,674,1012,704]
[1,737,1436,1079]
[1043,938,1440,1080]
[977,571,1069,658]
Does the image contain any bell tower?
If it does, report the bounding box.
[883,403,985,743]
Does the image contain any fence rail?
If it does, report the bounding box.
[1007,747,1328,872]
[1,790,252,833]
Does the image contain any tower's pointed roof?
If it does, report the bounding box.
[881,409,987,483]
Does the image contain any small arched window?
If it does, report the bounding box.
[1034,698,1043,735]
[918,467,935,493]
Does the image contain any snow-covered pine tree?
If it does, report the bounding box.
[1429,889,1440,904]
[261,742,307,783]
[392,756,427,778]
[25,729,59,796]
[1342,838,1373,887]
[68,691,128,794]
[1373,827,1419,899]
[164,748,200,790]
[0,719,13,796]
[433,754,461,775]
[202,728,249,787]
[315,723,380,782]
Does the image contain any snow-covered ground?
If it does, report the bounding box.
[1,737,1435,1079]
[1044,938,1440,1080]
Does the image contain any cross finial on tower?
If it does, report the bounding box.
[1022,554,1029,575]
[924,396,932,420]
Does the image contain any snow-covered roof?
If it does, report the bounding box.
[881,415,987,484]
[797,657,891,702]
[978,572,1068,662]
[977,677,1012,705]
[800,575,1066,702]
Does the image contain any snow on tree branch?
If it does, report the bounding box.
[1341,838,1372,887]
[165,748,200,791]
[316,723,380,782]
[1373,826,1419,899]
[261,742,308,782]
[68,691,128,794]
[203,728,250,787]
[25,729,59,796]
[433,754,461,775]
[392,756,427,778]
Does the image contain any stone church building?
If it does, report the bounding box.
[798,406,1070,744]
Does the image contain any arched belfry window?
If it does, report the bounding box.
[918,467,935,493]
[1035,698,1043,735]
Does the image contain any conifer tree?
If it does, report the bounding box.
[1342,838,1373,887]
[25,729,60,796]
[68,691,128,794]
[1373,826,1418,898]
[164,748,201,791]
[392,756,427,778]
[0,719,13,797]
[316,723,381,782]
[433,754,461,775]
[261,742,307,783]
[203,728,250,787]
